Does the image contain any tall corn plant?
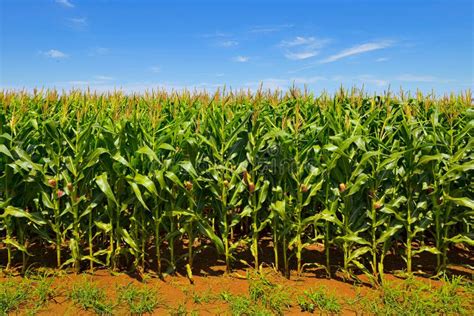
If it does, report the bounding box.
[395,107,438,275]
[421,107,473,273]
[243,108,272,270]
[199,105,251,273]
[1,88,472,278]
[271,98,326,277]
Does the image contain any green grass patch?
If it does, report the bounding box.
[0,279,30,316]
[117,283,160,315]
[68,279,114,315]
[297,286,341,314]
[224,273,292,316]
[362,276,470,315]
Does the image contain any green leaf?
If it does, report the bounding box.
[134,173,158,196]
[444,195,474,210]
[128,181,149,210]
[4,238,31,255]
[1,206,46,225]
[413,246,441,255]
[94,221,112,233]
[158,143,176,151]
[95,173,118,206]
[0,144,13,160]
[197,221,224,254]
[137,145,159,162]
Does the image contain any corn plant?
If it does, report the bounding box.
[0,88,471,280]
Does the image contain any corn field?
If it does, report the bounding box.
[0,88,472,281]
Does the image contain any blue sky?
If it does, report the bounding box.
[1,0,472,93]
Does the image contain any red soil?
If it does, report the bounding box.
[1,242,472,315]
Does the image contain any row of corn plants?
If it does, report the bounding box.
[0,88,472,282]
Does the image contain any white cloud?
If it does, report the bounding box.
[88,47,109,56]
[53,76,114,88]
[285,51,319,60]
[218,40,238,48]
[67,80,90,85]
[42,49,68,59]
[243,76,328,90]
[260,75,386,89]
[356,75,388,87]
[291,76,327,84]
[200,31,230,38]
[56,0,74,8]
[46,80,228,93]
[94,75,114,81]
[395,74,454,84]
[280,36,330,61]
[395,74,439,82]
[376,57,389,62]
[67,17,87,28]
[249,24,293,34]
[280,36,318,47]
[150,66,161,73]
[320,40,393,63]
[233,56,249,62]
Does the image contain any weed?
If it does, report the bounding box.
[68,279,114,315]
[118,283,160,315]
[168,301,197,316]
[191,290,213,304]
[248,274,292,315]
[228,295,272,316]
[26,275,57,315]
[362,277,470,315]
[0,279,30,315]
[297,286,341,314]
[219,290,233,302]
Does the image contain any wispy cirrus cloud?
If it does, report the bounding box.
[41,49,68,59]
[217,40,239,48]
[233,56,249,62]
[280,36,319,47]
[55,0,74,8]
[94,75,114,81]
[395,74,454,83]
[67,17,87,29]
[200,31,230,38]
[320,40,394,63]
[88,47,109,56]
[55,75,114,88]
[242,76,327,91]
[150,66,161,73]
[280,36,330,60]
[242,75,390,91]
[285,51,319,60]
[356,75,388,87]
[248,24,293,34]
[200,31,239,49]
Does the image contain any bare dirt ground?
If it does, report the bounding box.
[1,241,473,315]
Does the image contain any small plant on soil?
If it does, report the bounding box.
[168,301,198,316]
[218,290,233,302]
[0,279,30,315]
[362,277,470,315]
[225,273,291,316]
[117,283,160,315]
[68,279,114,315]
[248,273,292,315]
[190,289,214,304]
[297,286,341,314]
[32,276,56,304]
[228,295,273,316]
[26,274,57,315]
